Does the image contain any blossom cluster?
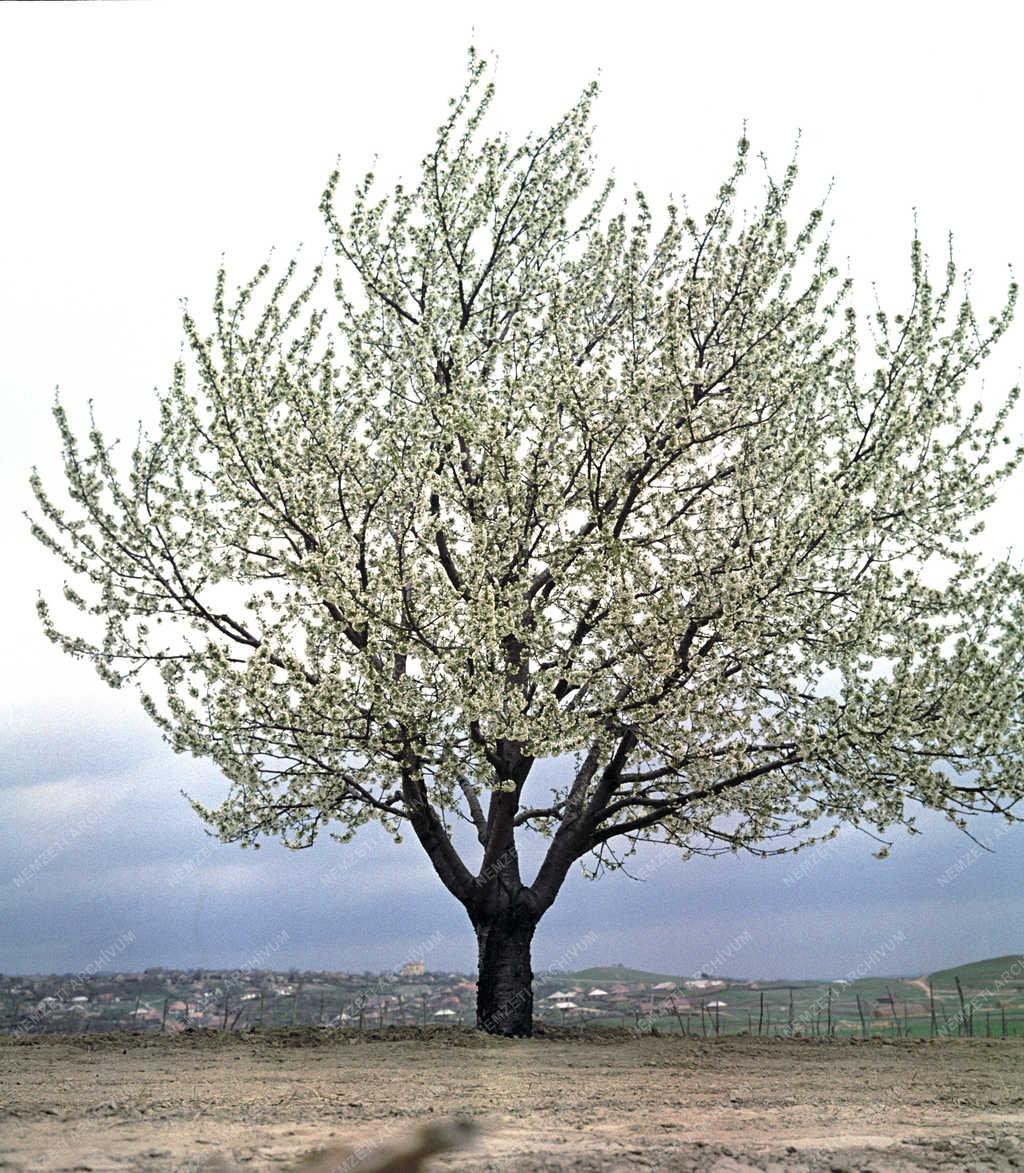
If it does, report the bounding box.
[31,50,1024,901]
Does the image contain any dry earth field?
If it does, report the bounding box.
[1,1027,1022,1171]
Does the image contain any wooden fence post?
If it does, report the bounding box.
[954,976,968,1037]
[670,998,685,1035]
[885,986,900,1039]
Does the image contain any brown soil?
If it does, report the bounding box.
[1,1027,1022,1171]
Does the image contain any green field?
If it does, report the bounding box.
[538,954,1024,1039]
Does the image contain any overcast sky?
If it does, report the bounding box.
[1,0,1021,981]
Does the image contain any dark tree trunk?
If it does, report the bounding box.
[474,912,537,1036]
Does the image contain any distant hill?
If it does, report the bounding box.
[557,965,683,985]
[553,955,1023,992]
[927,955,1024,990]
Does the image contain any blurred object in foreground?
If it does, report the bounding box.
[291,1116,480,1171]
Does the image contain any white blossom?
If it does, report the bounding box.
[30,49,1024,913]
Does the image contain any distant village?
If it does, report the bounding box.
[1,962,743,1035]
[5,958,1018,1038]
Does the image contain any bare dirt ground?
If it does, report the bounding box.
[1,1027,1022,1171]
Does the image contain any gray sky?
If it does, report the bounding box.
[1,0,1021,980]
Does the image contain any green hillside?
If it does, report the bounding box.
[928,955,1024,990]
[559,965,683,985]
[536,955,1024,1039]
[559,955,1022,992]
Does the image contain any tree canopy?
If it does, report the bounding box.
[32,50,1024,948]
